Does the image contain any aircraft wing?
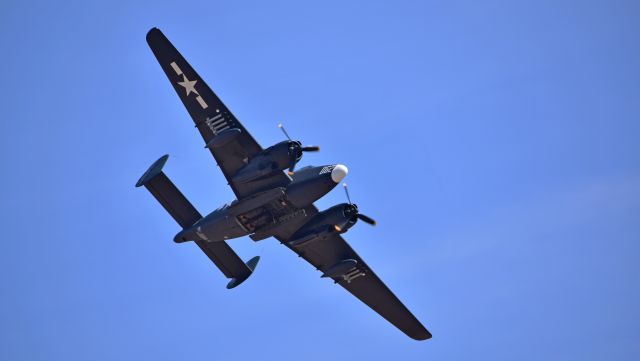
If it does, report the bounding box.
[273,206,432,340]
[146,28,290,199]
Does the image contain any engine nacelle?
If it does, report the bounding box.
[233,141,302,183]
[287,203,358,246]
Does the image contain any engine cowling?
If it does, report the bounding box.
[287,203,359,246]
[233,141,302,183]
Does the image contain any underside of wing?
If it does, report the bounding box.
[146,28,289,199]
[273,206,431,340]
[336,256,432,340]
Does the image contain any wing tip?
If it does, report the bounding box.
[146,27,163,44]
[411,328,433,341]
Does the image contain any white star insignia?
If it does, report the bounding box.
[177,74,199,96]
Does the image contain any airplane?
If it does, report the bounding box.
[136,27,431,341]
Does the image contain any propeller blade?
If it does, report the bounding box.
[343,183,352,205]
[357,213,377,226]
[279,123,318,175]
[278,123,292,141]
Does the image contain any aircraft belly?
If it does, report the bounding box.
[196,211,248,242]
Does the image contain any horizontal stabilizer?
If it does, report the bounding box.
[136,154,199,228]
[226,256,260,289]
[136,155,258,287]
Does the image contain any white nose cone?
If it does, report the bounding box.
[331,164,349,183]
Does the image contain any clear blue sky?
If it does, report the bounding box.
[1,0,639,359]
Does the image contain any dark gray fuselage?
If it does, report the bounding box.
[174,164,346,243]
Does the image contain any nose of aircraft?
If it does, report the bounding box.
[331,164,349,183]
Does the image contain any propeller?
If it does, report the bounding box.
[342,183,377,226]
[278,123,319,175]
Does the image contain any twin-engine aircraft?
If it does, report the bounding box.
[137,28,431,340]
